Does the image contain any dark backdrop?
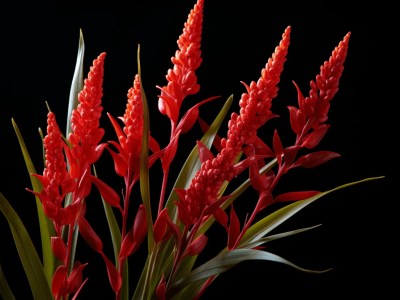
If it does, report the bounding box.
[0,1,395,299]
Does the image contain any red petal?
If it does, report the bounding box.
[107,112,125,144]
[228,205,240,250]
[185,234,208,256]
[119,229,134,261]
[52,265,68,299]
[156,276,166,300]
[107,147,128,177]
[174,200,192,227]
[78,216,103,252]
[132,204,147,251]
[196,140,214,163]
[273,130,284,165]
[292,150,341,169]
[154,209,169,243]
[176,106,199,134]
[51,236,67,262]
[91,176,121,207]
[197,117,222,152]
[161,131,181,171]
[212,207,228,229]
[274,191,320,202]
[301,124,330,149]
[67,262,87,294]
[101,253,122,293]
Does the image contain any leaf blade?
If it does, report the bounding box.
[0,193,52,300]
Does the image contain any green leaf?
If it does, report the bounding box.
[243,224,321,249]
[137,44,154,248]
[0,193,53,300]
[11,119,55,286]
[0,265,16,300]
[239,176,384,247]
[93,166,129,300]
[66,28,85,137]
[169,248,329,295]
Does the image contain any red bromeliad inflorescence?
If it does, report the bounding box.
[23,0,353,298]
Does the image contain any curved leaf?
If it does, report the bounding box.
[11,119,55,285]
[0,193,53,300]
[66,28,85,137]
[0,265,16,300]
[239,176,384,247]
[170,248,329,294]
[137,44,154,248]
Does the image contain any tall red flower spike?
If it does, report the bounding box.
[158,0,204,125]
[68,52,107,173]
[30,112,76,230]
[289,32,351,148]
[178,26,291,226]
[120,74,144,157]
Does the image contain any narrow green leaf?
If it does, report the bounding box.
[0,265,16,300]
[0,193,52,300]
[11,119,55,286]
[66,28,85,137]
[137,44,154,249]
[240,176,385,247]
[170,248,329,294]
[93,165,129,300]
[243,224,322,249]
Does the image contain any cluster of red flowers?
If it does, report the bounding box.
[27,0,350,298]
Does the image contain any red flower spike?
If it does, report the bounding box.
[42,112,69,190]
[91,175,121,208]
[158,0,204,123]
[274,191,320,202]
[51,236,67,262]
[185,234,208,257]
[78,216,103,252]
[68,52,106,167]
[120,74,144,156]
[291,150,341,169]
[228,205,241,250]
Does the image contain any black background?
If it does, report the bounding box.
[0,0,396,299]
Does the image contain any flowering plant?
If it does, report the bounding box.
[0,0,383,299]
